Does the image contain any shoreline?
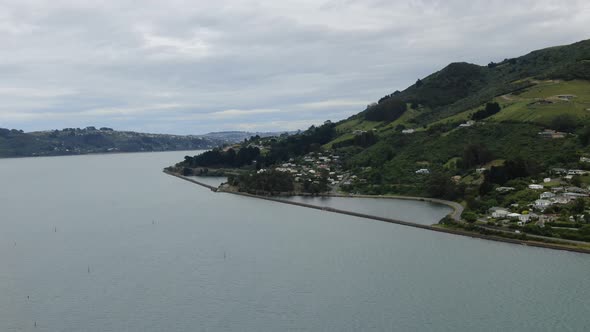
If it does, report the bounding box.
[164,170,590,255]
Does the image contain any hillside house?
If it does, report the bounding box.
[496,186,515,193]
[529,184,544,190]
[540,192,556,199]
[459,120,475,128]
[538,129,566,139]
[535,199,552,209]
[415,168,430,175]
[557,95,575,101]
[402,129,415,134]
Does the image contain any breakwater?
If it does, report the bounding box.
[164,170,590,255]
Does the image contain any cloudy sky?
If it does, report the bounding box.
[1,0,589,134]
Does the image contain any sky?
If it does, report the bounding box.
[0,0,589,135]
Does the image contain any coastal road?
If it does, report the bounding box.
[479,225,590,246]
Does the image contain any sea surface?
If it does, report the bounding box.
[1,151,589,331]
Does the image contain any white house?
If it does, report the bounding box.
[459,120,475,128]
[496,186,516,193]
[529,184,544,190]
[476,168,487,174]
[580,157,590,163]
[543,178,552,183]
[507,213,521,220]
[415,169,430,175]
[540,192,556,199]
[492,209,510,219]
[535,199,552,209]
[402,129,415,134]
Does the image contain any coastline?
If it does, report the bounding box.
[164,170,590,255]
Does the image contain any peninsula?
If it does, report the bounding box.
[167,39,590,253]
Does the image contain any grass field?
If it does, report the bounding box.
[490,80,590,125]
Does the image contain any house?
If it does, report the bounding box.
[563,192,589,199]
[540,192,556,199]
[492,210,510,219]
[518,214,530,223]
[353,130,366,136]
[415,169,430,175]
[489,207,510,219]
[476,168,487,174]
[552,168,568,175]
[568,169,588,176]
[451,175,462,183]
[557,94,575,101]
[402,129,415,134]
[538,129,566,139]
[543,178,552,183]
[580,157,590,163]
[459,120,475,128]
[535,199,552,209]
[551,186,565,193]
[529,184,544,190]
[565,186,588,193]
[552,195,572,204]
[507,212,522,220]
[496,186,515,193]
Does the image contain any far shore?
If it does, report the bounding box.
[164,170,590,255]
[0,148,208,160]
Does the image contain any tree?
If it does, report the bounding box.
[415,78,423,87]
[551,114,577,132]
[463,211,478,223]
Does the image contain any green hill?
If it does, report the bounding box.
[340,39,590,134]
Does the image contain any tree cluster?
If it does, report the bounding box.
[471,102,501,121]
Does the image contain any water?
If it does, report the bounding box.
[279,196,452,225]
[0,151,589,331]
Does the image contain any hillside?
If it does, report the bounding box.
[348,39,590,129]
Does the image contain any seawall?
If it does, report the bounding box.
[164,171,590,255]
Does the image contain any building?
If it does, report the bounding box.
[543,178,552,183]
[580,157,590,163]
[553,195,572,204]
[476,168,487,174]
[415,168,430,175]
[507,213,521,220]
[558,95,575,101]
[535,199,552,209]
[540,192,556,199]
[496,187,515,193]
[492,210,510,219]
[459,120,475,128]
[528,184,544,190]
[538,129,566,139]
[402,129,415,134]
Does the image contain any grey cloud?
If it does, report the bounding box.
[0,0,589,134]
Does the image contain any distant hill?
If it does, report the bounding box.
[0,127,286,158]
[201,130,297,143]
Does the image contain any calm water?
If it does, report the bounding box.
[279,196,452,225]
[1,151,589,332]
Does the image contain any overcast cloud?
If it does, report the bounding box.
[0,0,589,134]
